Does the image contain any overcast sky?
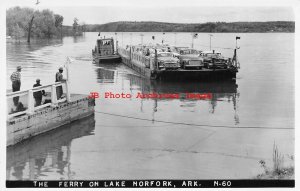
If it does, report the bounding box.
[5,0,295,25]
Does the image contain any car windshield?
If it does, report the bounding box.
[175,47,188,51]
[157,52,173,57]
[181,49,199,55]
[205,53,221,56]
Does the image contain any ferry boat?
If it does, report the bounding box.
[92,37,121,63]
[118,44,239,81]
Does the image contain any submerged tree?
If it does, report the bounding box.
[34,9,56,38]
[6,7,36,42]
[12,24,23,42]
[54,14,64,39]
[6,7,74,39]
[27,13,35,42]
[80,21,87,33]
[73,17,79,35]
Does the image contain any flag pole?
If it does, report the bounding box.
[235,36,240,49]
[174,33,177,46]
[209,34,213,50]
[66,57,71,102]
[192,35,194,48]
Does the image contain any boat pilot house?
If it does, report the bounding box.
[92,38,121,63]
[97,39,114,56]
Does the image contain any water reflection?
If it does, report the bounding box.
[95,66,240,124]
[95,67,117,83]
[149,81,239,125]
[6,39,63,56]
[72,36,85,43]
[7,115,95,180]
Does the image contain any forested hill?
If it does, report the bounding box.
[86,21,294,33]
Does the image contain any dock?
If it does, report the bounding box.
[6,81,95,146]
[117,46,238,81]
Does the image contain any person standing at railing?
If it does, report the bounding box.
[10,66,22,105]
[33,79,45,106]
[55,67,65,99]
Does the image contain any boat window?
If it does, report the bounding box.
[102,40,112,45]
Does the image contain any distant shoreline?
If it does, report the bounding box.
[84,21,295,33]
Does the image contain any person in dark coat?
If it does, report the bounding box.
[33,79,45,106]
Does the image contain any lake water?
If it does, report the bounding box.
[6,32,294,180]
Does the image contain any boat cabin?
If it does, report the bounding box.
[96,38,115,56]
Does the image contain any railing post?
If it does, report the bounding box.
[154,49,158,70]
[27,90,34,114]
[65,81,71,102]
[129,46,132,61]
[51,85,58,107]
[66,57,71,102]
[116,41,118,54]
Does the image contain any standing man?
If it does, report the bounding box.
[10,66,22,105]
[33,79,45,106]
[55,67,65,99]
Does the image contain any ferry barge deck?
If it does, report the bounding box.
[117,46,239,81]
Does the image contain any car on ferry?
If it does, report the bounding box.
[155,52,180,70]
[200,50,228,69]
[168,46,189,58]
[178,48,204,69]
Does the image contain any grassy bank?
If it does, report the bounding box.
[256,143,294,179]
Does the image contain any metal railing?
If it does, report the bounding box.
[7,81,70,119]
[118,47,153,68]
[118,47,131,58]
[7,57,73,119]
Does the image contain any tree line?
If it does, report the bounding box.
[6,6,85,42]
[86,21,295,33]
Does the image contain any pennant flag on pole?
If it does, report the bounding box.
[64,56,74,68]
[67,56,75,63]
